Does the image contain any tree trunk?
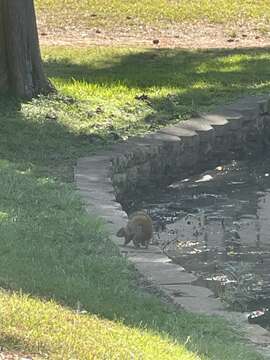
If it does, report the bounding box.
[0,1,8,92]
[0,0,54,99]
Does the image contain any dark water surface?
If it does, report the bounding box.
[131,155,270,313]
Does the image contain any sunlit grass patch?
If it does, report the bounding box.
[38,46,270,146]
[35,0,270,29]
[0,290,199,359]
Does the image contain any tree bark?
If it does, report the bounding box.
[0,0,54,98]
[0,1,8,92]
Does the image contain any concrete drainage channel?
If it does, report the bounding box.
[75,95,270,358]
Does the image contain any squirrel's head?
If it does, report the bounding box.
[116,227,126,237]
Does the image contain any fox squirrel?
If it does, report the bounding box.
[116,211,153,248]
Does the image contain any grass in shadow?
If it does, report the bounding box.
[0,161,262,359]
[42,46,270,134]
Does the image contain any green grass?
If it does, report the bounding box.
[35,0,270,29]
[8,45,270,181]
[0,162,262,360]
[40,45,270,166]
[0,146,263,360]
[0,290,201,360]
[1,45,270,358]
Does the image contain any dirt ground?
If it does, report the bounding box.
[0,351,38,360]
[37,20,270,49]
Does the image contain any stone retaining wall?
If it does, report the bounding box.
[111,96,270,207]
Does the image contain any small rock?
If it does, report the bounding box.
[126,16,132,20]
[95,106,104,114]
[107,124,115,131]
[96,29,101,34]
[45,113,57,121]
[255,35,260,39]
[248,308,270,326]
[86,110,95,118]
[91,13,97,17]
[195,174,213,183]
[227,38,235,42]
[242,34,248,38]
[40,32,47,36]
[216,166,224,171]
[135,94,149,101]
[108,131,122,140]
[153,39,159,45]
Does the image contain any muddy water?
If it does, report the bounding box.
[131,155,270,313]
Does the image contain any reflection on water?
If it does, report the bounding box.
[131,156,270,312]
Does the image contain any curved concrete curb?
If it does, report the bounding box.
[75,95,270,358]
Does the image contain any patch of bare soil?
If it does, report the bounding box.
[37,20,270,49]
[0,351,40,360]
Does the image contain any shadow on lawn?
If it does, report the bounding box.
[0,95,105,181]
[45,46,270,115]
[1,46,269,181]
